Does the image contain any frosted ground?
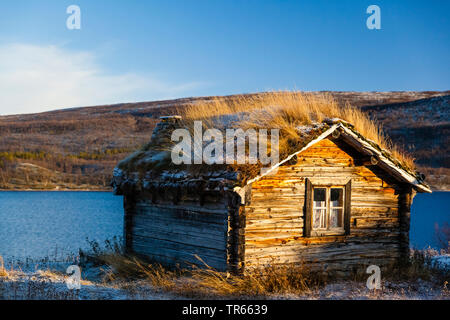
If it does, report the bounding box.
[1,257,448,300]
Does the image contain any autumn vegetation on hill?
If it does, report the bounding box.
[0,91,448,190]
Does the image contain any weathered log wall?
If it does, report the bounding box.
[244,138,411,273]
[122,136,415,274]
[124,192,230,271]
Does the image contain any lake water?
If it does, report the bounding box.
[0,191,448,263]
[410,191,449,250]
[0,192,124,263]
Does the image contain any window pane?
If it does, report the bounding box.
[330,188,343,207]
[313,188,326,208]
[330,208,343,228]
[313,209,327,229]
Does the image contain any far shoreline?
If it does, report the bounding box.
[0,188,449,192]
[0,189,113,192]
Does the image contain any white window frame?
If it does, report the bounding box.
[312,186,345,236]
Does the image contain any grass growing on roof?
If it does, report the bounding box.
[180,91,416,171]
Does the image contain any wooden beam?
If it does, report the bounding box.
[398,187,413,264]
[331,129,341,139]
[226,192,246,274]
[344,180,352,235]
[304,178,313,237]
[358,155,379,166]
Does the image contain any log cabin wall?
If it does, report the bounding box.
[243,137,408,274]
[124,192,230,271]
[399,188,415,264]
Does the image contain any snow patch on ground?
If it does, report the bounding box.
[272,280,449,300]
[1,267,448,300]
[0,269,177,300]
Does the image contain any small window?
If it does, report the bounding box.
[312,186,345,235]
[304,179,351,237]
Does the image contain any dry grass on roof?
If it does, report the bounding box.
[180,91,415,171]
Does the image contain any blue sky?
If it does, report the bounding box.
[0,0,449,115]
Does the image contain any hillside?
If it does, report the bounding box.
[362,95,450,190]
[0,91,449,191]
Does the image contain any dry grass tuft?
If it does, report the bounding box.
[383,249,450,284]
[182,259,318,297]
[180,91,415,170]
[100,254,180,291]
[435,222,450,253]
[99,253,322,298]
[0,256,8,278]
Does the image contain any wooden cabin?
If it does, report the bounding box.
[112,115,431,274]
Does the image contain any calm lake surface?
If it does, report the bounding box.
[0,191,448,262]
[0,192,123,262]
[410,191,449,250]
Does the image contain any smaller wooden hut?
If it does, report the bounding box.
[112,115,431,274]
